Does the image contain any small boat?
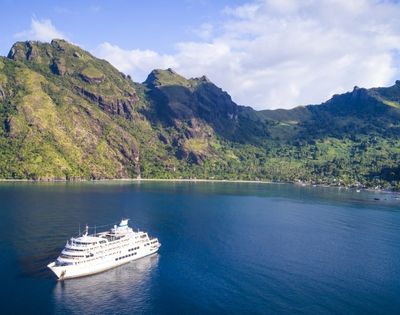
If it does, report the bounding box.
[47,219,160,280]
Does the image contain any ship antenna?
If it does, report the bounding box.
[85,224,88,236]
[79,223,81,236]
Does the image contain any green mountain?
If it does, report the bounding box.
[0,39,399,189]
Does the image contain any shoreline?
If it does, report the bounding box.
[0,177,398,194]
[0,178,276,184]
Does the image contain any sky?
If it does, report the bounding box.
[1,0,400,110]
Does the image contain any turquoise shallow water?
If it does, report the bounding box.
[0,182,399,315]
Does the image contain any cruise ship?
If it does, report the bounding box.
[47,219,160,280]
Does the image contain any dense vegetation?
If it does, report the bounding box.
[0,39,399,190]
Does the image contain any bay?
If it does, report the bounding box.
[0,181,399,314]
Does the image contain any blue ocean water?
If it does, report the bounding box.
[0,182,399,315]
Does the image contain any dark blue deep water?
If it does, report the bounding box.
[1,181,400,315]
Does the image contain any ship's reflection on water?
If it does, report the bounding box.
[53,254,159,314]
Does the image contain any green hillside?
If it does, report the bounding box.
[0,39,399,189]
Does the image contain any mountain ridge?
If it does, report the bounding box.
[0,39,399,189]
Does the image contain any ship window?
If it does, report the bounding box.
[60,254,84,259]
[56,261,73,266]
[66,248,86,252]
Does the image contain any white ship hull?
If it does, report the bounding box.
[47,219,161,280]
[48,244,159,280]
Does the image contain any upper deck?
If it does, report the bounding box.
[64,219,144,251]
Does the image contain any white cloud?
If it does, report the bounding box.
[223,2,261,18]
[193,23,214,40]
[97,1,400,109]
[15,18,66,42]
[96,42,177,81]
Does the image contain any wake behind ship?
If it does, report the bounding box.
[47,219,160,280]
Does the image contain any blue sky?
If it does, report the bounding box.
[2,0,400,109]
[1,0,245,55]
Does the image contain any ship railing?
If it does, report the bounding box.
[67,242,88,248]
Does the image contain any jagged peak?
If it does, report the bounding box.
[50,38,69,46]
[148,68,179,77]
[7,39,90,63]
[5,38,135,93]
[144,68,216,91]
[144,68,191,87]
[191,75,211,84]
[7,40,36,60]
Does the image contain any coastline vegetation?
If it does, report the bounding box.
[0,40,399,190]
